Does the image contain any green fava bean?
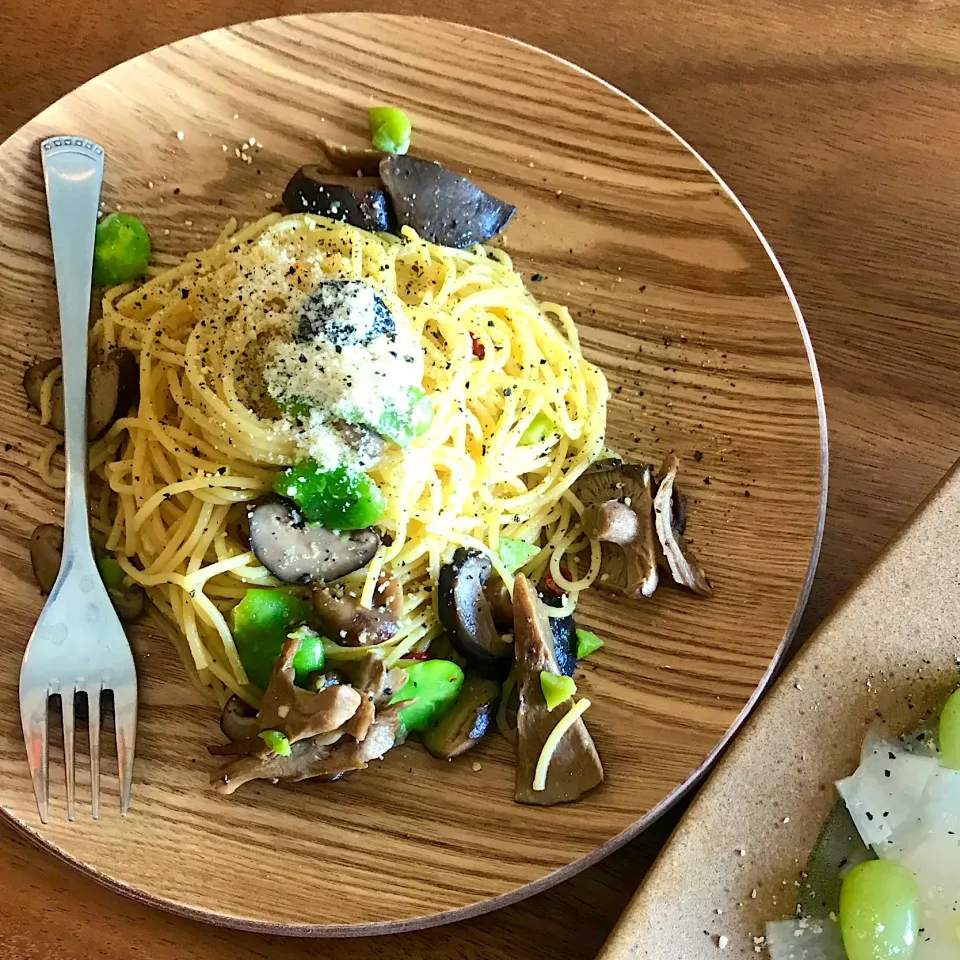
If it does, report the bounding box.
[520,412,557,445]
[368,106,412,155]
[274,460,386,530]
[230,589,318,690]
[390,659,464,732]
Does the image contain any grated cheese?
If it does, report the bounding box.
[226,222,425,471]
[533,698,591,791]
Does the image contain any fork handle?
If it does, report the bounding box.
[41,137,105,553]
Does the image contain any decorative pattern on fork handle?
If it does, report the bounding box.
[19,136,138,822]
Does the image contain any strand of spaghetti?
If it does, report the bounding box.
[37,437,64,488]
[144,498,211,576]
[183,562,255,685]
[173,587,212,672]
[84,212,607,700]
[132,475,263,531]
[38,365,61,426]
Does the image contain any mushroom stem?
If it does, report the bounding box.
[582,500,641,546]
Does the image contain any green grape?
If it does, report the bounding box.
[940,687,960,769]
[839,860,918,960]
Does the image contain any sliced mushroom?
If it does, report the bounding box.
[336,652,408,706]
[23,348,138,438]
[438,548,513,670]
[30,523,64,594]
[513,575,603,805]
[319,140,388,177]
[22,358,61,421]
[422,673,500,760]
[219,695,260,741]
[541,592,577,677]
[653,455,712,597]
[312,575,402,647]
[282,166,392,232]
[29,522,144,621]
[574,460,659,599]
[334,420,387,461]
[109,584,144,622]
[483,576,514,631]
[256,635,363,745]
[341,695,375,744]
[247,497,379,584]
[379,155,516,248]
[212,706,403,794]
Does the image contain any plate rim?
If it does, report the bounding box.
[0,11,829,937]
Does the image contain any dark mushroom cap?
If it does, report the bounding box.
[29,521,144,621]
[313,575,402,647]
[219,695,260,741]
[540,592,578,677]
[379,155,516,248]
[30,523,64,594]
[422,673,500,760]
[247,497,379,584]
[438,547,513,670]
[282,166,392,232]
[574,460,659,599]
[294,280,395,347]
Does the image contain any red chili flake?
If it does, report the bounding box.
[470,333,485,360]
[543,565,573,597]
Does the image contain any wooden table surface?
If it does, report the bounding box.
[3,1,960,956]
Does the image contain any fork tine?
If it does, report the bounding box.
[113,686,137,815]
[87,687,101,820]
[19,688,49,824]
[61,689,76,822]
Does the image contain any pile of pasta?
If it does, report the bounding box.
[46,214,608,706]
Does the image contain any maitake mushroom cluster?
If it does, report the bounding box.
[211,635,407,794]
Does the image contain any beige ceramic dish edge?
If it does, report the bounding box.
[598,457,960,958]
[0,14,827,936]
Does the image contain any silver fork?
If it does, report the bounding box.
[19,136,138,822]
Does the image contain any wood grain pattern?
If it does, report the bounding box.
[5,2,960,959]
[0,13,823,936]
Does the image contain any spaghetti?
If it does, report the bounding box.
[48,213,608,708]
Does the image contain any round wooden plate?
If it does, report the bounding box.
[0,13,826,936]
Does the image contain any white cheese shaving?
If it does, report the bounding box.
[836,730,939,849]
[533,698,591,792]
